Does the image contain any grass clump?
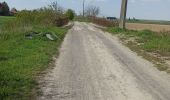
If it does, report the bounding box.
[107,27,125,33]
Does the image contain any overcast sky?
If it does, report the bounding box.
[0,0,170,21]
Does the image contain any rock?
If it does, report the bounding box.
[25,34,33,39]
[46,34,54,41]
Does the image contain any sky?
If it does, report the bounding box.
[0,0,170,21]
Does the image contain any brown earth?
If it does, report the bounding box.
[126,23,170,32]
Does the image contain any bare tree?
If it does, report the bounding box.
[50,1,58,11]
[49,1,64,13]
[85,5,100,17]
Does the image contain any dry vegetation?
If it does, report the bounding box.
[126,23,170,32]
[92,17,119,27]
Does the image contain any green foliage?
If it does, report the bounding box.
[65,9,75,20]
[107,27,125,33]
[0,2,10,16]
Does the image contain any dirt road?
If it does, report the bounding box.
[38,22,170,100]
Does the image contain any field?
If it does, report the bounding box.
[126,23,170,32]
[0,14,68,99]
[0,16,16,24]
[127,19,170,25]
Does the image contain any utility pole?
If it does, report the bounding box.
[119,0,128,29]
[83,0,85,17]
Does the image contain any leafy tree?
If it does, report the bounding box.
[0,2,10,16]
[65,9,75,20]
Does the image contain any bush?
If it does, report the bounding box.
[16,7,68,27]
[92,17,119,27]
[65,9,74,20]
[55,16,69,27]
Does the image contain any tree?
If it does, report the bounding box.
[0,2,10,16]
[49,1,64,14]
[65,9,75,20]
[85,5,100,17]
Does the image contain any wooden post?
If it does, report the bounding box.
[119,0,128,29]
[83,0,85,17]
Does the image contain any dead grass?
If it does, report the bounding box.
[126,23,170,32]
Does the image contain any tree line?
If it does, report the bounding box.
[0,1,17,16]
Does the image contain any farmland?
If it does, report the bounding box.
[126,19,170,32]
[126,23,170,32]
[127,19,170,25]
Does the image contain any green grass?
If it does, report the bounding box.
[107,28,170,56]
[0,16,16,25]
[127,19,170,25]
[0,25,67,99]
[107,27,170,71]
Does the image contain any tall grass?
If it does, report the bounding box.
[16,8,68,26]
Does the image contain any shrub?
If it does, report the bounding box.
[55,16,69,27]
[92,17,119,27]
[65,9,74,20]
[16,7,68,27]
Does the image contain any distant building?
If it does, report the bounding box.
[10,8,18,15]
[106,17,117,21]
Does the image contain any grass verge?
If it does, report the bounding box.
[107,27,170,72]
[0,24,68,99]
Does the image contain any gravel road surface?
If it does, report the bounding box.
[38,22,170,100]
